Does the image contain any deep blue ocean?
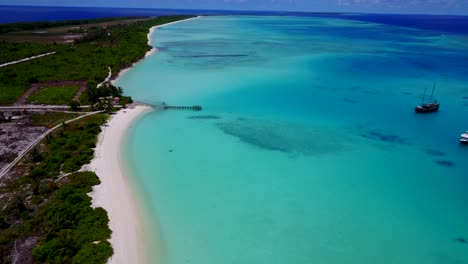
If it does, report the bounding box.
[2,5,468,35]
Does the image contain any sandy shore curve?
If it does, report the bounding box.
[87,105,153,264]
[87,16,200,264]
[112,16,201,84]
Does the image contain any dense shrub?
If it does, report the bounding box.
[33,114,106,176]
[72,241,113,264]
[0,218,9,230]
[32,172,112,264]
[69,100,80,111]
[30,148,43,162]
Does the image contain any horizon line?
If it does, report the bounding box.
[0,4,467,17]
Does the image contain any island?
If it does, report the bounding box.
[0,15,195,264]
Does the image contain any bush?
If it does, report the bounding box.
[32,237,75,264]
[119,96,133,106]
[38,183,53,195]
[32,172,112,264]
[72,241,113,264]
[68,172,101,189]
[20,211,31,220]
[29,168,47,181]
[33,114,106,177]
[30,148,43,162]
[69,100,80,111]
[0,218,10,229]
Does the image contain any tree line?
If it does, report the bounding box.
[0,16,147,35]
[0,15,196,106]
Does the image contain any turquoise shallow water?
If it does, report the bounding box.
[116,16,468,264]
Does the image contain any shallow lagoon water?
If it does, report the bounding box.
[117,16,468,264]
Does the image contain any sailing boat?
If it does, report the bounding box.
[415,83,440,113]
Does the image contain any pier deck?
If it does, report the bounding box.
[163,105,202,111]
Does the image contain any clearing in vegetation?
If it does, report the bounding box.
[27,86,79,105]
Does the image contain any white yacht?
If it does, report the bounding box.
[461,131,468,144]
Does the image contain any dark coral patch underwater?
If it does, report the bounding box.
[216,118,345,156]
[343,98,357,104]
[436,160,456,167]
[361,128,410,145]
[424,149,445,156]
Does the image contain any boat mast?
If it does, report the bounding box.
[421,86,427,104]
[429,82,436,103]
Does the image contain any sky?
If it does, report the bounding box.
[1,0,468,15]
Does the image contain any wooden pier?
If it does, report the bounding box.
[163,105,202,111]
[153,102,202,111]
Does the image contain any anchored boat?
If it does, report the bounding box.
[415,83,439,113]
[461,131,468,145]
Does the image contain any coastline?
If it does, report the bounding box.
[144,16,201,58]
[87,16,201,264]
[87,104,153,264]
[111,16,201,85]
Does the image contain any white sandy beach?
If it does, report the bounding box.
[88,105,152,264]
[87,16,200,264]
[145,16,200,58]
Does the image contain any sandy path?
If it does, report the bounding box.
[0,52,56,68]
[0,111,101,179]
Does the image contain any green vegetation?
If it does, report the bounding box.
[30,112,81,128]
[32,172,113,264]
[0,41,53,64]
[0,16,146,35]
[27,86,79,105]
[36,114,107,176]
[0,15,195,105]
[71,241,113,264]
[69,100,81,111]
[0,82,26,105]
[0,114,110,263]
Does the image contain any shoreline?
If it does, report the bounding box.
[89,16,201,264]
[87,104,153,264]
[111,16,201,85]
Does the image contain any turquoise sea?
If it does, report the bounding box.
[116,16,468,264]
